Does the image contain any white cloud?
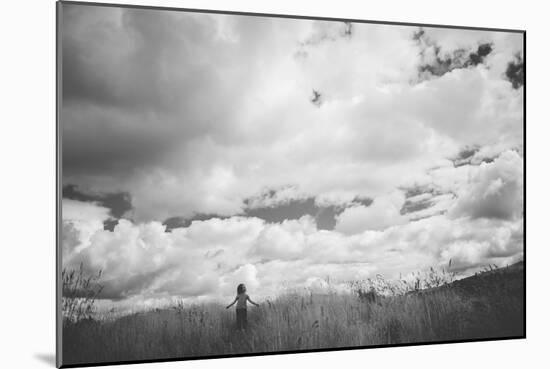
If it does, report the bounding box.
[450,150,523,220]
[63,8,523,222]
[62,207,523,305]
[222,264,260,296]
[62,199,111,253]
[335,191,407,233]
[60,6,524,306]
[62,198,111,223]
[252,216,316,260]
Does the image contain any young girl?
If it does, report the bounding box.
[226,283,259,330]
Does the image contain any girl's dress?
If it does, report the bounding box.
[235,293,248,330]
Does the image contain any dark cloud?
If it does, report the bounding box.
[415,28,493,80]
[418,52,460,77]
[60,4,250,179]
[452,146,479,167]
[352,197,374,207]
[100,270,167,300]
[467,43,493,66]
[400,185,454,217]
[63,184,132,220]
[301,21,355,46]
[412,28,425,42]
[61,5,217,111]
[163,213,229,232]
[451,146,498,167]
[408,210,447,222]
[343,22,353,38]
[400,185,438,215]
[245,195,372,230]
[103,219,119,232]
[246,197,322,226]
[505,54,524,89]
[402,185,438,199]
[59,4,524,304]
[294,21,354,58]
[311,89,323,107]
[419,43,493,78]
[61,112,175,176]
[164,194,373,231]
[400,197,434,215]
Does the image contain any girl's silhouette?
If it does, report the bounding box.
[226,283,259,330]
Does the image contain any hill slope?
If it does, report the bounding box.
[62,262,525,366]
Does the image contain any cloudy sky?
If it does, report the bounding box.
[60,3,524,308]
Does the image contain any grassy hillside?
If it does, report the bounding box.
[62,262,524,366]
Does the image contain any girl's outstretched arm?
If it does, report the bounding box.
[247,296,259,307]
[226,297,237,309]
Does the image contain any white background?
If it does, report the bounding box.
[1,0,547,368]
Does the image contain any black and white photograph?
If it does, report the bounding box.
[58,1,524,367]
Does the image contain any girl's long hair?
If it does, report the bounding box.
[237,283,246,294]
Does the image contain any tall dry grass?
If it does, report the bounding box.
[62,263,103,322]
[62,263,523,366]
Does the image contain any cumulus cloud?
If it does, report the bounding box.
[62,199,111,252]
[335,192,407,233]
[62,5,523,222]
[505,54,525,89]
[60,4,524,306]
[62,205,523,305]
[222,264,260,295]
[252,216,316,260]
[450,150,523,220]
[63,198,111,223]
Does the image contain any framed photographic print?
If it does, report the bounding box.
[56,1,525,367]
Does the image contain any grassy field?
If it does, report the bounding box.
[62,262,524,366]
